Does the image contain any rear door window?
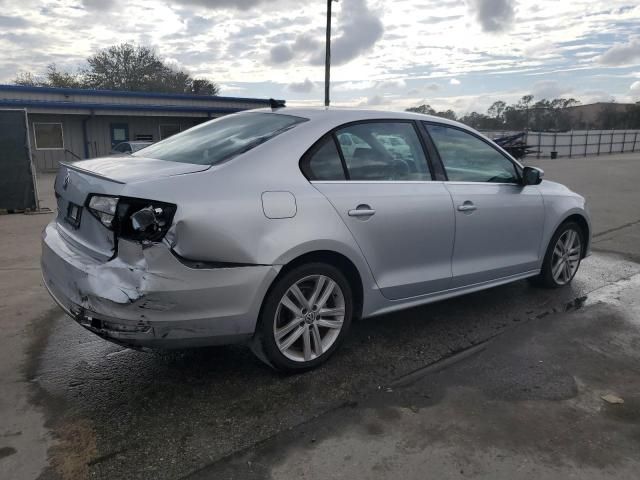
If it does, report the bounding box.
[301,136,346,180]
[334,122,430,181]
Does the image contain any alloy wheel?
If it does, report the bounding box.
[551,229,582,285]
[273,274,345,362]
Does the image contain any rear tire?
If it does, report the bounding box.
[531,221,584,288]
[252,263,353,372]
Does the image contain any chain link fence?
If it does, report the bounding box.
[482,129,640,159]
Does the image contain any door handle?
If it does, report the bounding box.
[348,205,376,217]
[457,202,477,212]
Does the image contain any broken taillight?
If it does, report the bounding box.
[85,194,177,242]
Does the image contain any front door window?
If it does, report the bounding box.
[425,124,519,183]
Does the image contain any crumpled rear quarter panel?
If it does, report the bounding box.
[41,222,279,345]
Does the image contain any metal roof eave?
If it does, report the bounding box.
[0,83,283,105]
[0,98,249,115]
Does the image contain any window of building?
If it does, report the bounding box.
[110,123,129,148]
[425,124,519,183]
[159,124,181,140]
[335,122,430,181]
[33,123,64,150]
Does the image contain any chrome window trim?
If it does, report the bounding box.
[310,180,522,186]
[444,181,523,186]
[310,180,443,185]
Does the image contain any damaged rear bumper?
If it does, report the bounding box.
[41,221,280,349]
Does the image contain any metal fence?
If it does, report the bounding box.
[482,129,640,159]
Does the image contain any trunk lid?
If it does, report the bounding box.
[54,157,203,261]
[65,156,210,183]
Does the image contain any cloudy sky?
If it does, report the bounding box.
[1,0,639,114]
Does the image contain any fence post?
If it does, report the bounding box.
[621,132,626,153]
[633,132,638,153]
[610,130,614,154]
[584,130,589,157]
[569,131,573,158]
[552,132,557,158]
[537,131,541,159]
[597,132,602,156]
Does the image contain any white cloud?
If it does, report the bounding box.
[267,0,383,67]
[374,79,406,90]
[630,81,640,96]
[171,0,288,11]
[269,44,294,64]
[359,94,390,106]
[450,78,461,85]
[320,0,383,66]
[334,81,375,92]
[466,0,516,33]
[597,38,640,66]
[333,79,405,92]
[82,0,117,10]
[531,80,573,99]
[288,78,315,93]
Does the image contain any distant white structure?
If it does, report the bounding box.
[484,130,640,158]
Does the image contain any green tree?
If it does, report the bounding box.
[623,103,640,129]
[189,78,220,96]
[458,112,493,130]
[405,104,457,121]
[518,95,534,109]
[437,109,457,121]
[13,64,82,88]
[14,71,40,86]
[45,64,83,88]
[487,100,506,123]
[503,105,526,130]
[13,43,219,96]
[406,104,436,115]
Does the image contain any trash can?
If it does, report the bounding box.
[550,151,558,159]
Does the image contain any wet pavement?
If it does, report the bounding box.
[202,272,640,480]
[29,252,640,479]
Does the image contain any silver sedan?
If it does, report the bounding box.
[41,108,591,371]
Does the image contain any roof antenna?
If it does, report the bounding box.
[269,98,286,110]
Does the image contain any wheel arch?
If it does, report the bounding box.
[261,250,365,324]
[558,212,591,258]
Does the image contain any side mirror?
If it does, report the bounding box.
[522,166,544,186]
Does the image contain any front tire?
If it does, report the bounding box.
[253,263,353,372]
[533,221,584,288]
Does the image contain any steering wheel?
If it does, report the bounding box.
[391,158,410,179]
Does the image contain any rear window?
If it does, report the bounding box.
[133,112,307,165]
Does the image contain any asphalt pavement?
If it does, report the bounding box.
[1,152,639,480]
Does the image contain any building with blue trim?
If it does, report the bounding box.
[0,84,280,171]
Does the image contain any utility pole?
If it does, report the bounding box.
[325,0,337,107]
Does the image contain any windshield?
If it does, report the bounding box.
[133,112,307,165]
